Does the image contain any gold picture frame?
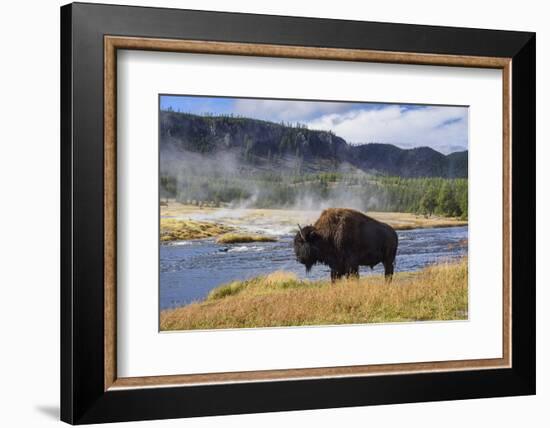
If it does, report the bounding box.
[103,36,512,391]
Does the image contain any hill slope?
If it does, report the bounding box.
[160,111,468,178]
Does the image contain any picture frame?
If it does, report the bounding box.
[60,2,535,424]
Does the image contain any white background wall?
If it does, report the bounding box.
[0,0,545,426]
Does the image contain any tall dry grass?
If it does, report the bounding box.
[160,259,468,331]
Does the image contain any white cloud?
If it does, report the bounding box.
[232,99,351,122]
[230,99,468,154]
[305,105,468,154]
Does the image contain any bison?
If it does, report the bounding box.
[293,208,398,282]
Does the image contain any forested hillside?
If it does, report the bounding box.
[160,111,468,178]
[160,111,468,218]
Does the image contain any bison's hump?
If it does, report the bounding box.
[316,208,377,226]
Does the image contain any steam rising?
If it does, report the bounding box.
[161,146,387,213]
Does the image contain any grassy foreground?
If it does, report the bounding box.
[160,218,233,241]
[160,259,468,331]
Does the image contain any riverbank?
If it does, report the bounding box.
[160,258,468,330]
[216,233,277,244]
[160,218,233,242]
[160,201,468,241]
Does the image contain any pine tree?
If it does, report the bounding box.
[420,187,438,216]
[437,183,460,216]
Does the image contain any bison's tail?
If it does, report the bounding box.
[389,247,397,267]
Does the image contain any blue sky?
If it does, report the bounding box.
[160,95,468,154]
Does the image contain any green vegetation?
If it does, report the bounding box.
[216,233,277,244]
[160,259,468,330]
[161,172,468,219]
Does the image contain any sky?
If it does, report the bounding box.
[160,95,468,154]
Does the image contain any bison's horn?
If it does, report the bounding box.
[297,224,305,240]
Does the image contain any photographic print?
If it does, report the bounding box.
[159,95,468,331]
[62,8,535,421]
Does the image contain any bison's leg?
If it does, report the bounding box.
[331,269,346,282]
[346,266,359,280]
[383,260,394,282]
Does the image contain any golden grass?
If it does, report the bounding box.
[160,218,233,242]
[364,211,467,230]
[216,233,277,244]
[160,259,468,331]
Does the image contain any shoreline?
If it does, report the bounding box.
[160,202,467,242]
[160,258,468,330]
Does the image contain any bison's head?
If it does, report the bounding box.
[293,224,321,273]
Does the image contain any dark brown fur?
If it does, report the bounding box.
[294,208,398,282]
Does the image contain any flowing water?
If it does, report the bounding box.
[160,225,468,310]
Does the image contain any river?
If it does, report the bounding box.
[160,225,468,310]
